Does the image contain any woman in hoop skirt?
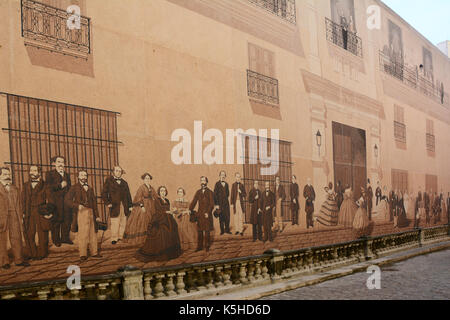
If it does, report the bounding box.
[315,182,339,227]
[123,173,156,245]
[337,185,358,228]
[352,188,370,238]
[135,186,182,263]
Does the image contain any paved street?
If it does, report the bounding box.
[261,249,450,300]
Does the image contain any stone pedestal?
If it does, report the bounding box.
[119,266,144,300]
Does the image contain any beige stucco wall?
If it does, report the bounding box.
[0,0,449,213]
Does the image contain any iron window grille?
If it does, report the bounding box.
[379,51,450,107]
[325,17,362,58]
[426,133,435,152]
[394,121,406,144]
[241,135,294,223]
[247,0,296,24]
[3,93,120,223]
[21,0,91,59]
[247,69,280,106]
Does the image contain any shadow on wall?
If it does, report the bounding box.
[25,45,95,78]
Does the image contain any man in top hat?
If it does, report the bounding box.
[274,176,286,233]
[367,179,374,221]
[290,175,300,226]
[101,166,132,245]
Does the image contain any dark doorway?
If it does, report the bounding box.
[332,122,367,200]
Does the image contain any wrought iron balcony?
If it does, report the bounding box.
[247,0,296,24]
[394,121,406,143]
[325,17,362,58]
[379,51,450,107]
[247,70,279,106]
[21,0,91,58]
[426,133,435,152]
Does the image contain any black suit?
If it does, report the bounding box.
[45,169,72,244]
[214,181,230,234]
[22,180,51,259]
[101,176,132,218]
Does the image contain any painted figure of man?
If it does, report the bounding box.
[249,180,263,242]
[290,175,300,226]
[189,176,214,252]
[101,166,132,245]
[213,170,231,235]
[274,176,286,233]
[0,167,29,269]
[367,179,373,221]
[424,191,431,225]
[375,181,382,206]
[230,173,246,236]
[65,171,102,262]
[261,182,275,242]
[22,165,51,260]
[45,156,72,247]
[335,180,344,211]
[303,178,316,229]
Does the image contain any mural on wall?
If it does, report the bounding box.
[422,47,434,80]
[330,0,356,33]
[0,95,448,287]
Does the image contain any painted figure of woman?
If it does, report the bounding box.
[337,185,357,228]
[135,186,182,263]
[315,183,339,227]
[123,173,156,245]
[352,188,370,238]
[395,191,408,228]
[172,187,197,251]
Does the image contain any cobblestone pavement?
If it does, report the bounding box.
[261,249,450,300]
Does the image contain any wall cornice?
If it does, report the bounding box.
[165,0,304,57]
[301,69,384,120]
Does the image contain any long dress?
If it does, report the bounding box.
[172,198,197,251]
[123,184,156,245]
[396,197,409,228]
[316,189,339,227]
[135,197,182,263]
[353,197,370,238]
[338,189,357,227]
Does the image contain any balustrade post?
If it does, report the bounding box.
[213,266,224,288]
[254,260,263,281]
[365,238,374,260]
[165,273,177,297]
[239,263,248,285]
[265,249,283,282]
[37,289,50,300]
[119,266,144,300]
[97,283,109,300]
[222,264,233,287]
[153,274,166,298]
[53,286,65,300]
[205,267,215,290]
[176,271,187,295]
[144,275,154,300]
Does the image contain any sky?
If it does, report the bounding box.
[381,0,450,45]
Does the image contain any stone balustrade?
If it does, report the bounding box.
[1,225,448,300]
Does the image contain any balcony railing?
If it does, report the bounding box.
[247,70,279,106]
[426,133,435,152]
[325,17,362,58]
[247,0,296,24]
[21,0,91,58]
[394,121,406,143]
[379,51,450,107]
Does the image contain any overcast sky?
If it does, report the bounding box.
[381,0,450,45]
